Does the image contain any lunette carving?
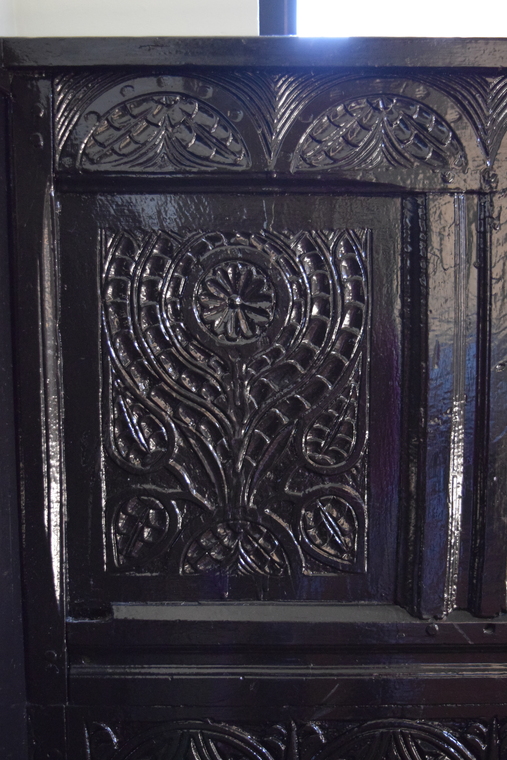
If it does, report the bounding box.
[102,228,369,577]
[417,74,507,164]
[81,93,250,171]
[291,95,466,173]
[56,71,507,175]
[55,73,477,175]
[55,71,351,170]
[105,721,277,760]
[85,719,507,760]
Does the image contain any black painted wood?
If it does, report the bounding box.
[11,73,67,711]
[3,36,507,68]
[2,37,507,760]
[0,91,27,760]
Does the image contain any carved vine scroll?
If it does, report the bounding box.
[102,228,369,577]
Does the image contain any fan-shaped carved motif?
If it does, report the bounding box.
[111,722,276,760]
[314,721,476,760]
[292,95,466,172]
[81,93,250,171]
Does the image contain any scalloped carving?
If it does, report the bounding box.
[81,93,251,172]
[292,95,467,173]
[84,719,501,760]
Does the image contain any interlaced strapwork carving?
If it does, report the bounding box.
[102,228,369,576]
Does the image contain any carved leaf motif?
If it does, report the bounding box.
[110,379,172,472]
[81,94,251,171]
[303,358,362,470]
[113,496,170,567]
[245,230,367,500]
[292,95,466,172]
[182,521,289,576]
[300,492,360,568]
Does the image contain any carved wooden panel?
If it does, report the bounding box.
[79,718,504,760]
[10,37,507,760]
[59,193,400,607]
[54,71,507,190]
[102,227,368,578]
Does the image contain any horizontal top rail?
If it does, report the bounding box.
[3,36,507,69]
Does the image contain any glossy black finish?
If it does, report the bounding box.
[0,90,27,760]
[4,37,507,69]
[61,192,398,611]
[2,37,507,760]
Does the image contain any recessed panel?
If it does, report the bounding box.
[60,193,401,609]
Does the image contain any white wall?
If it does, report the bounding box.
[297,0,506,36]
[0,0,258,36]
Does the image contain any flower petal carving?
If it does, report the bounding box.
[292,95,466,172]
[182,521,289,577]
[197,260,276,343]
[81,93,251,171]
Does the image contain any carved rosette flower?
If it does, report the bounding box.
[197,260,275,343]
